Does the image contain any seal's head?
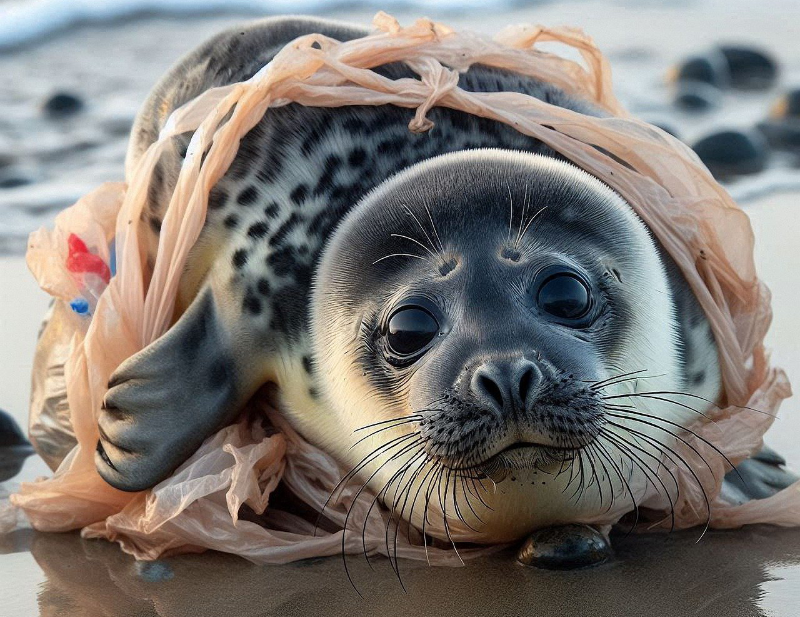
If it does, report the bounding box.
[301,149,691,542]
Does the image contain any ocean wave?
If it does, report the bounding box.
[0,0,512,52]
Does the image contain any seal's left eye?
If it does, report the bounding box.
[387,307,439,357]
[537,273,591,320]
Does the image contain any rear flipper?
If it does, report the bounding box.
[721,445,799,505]
[95,287,262,492]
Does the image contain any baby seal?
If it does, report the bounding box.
[92,17,788,549]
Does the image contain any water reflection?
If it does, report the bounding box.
[759,563,800,617]
[2,523,800,616]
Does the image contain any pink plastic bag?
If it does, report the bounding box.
[8,12,797,563]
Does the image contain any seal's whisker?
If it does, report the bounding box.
[603,407,718,478]
[606,421,682,500]
[602,403,740,482]
[604,392,718,424]
[439,468,465,565]
[362,449,429,571]
[592,439,640,536]
[342,438,424,592]
[513,180,531,248]
[587,369,650,390]
[506,184,514,245]
[600,429,677,533]
[606,390,772,417]
[421,461,443,566]
[458,473,485,525]
[469,475,494,511]
[353,414,424,432]
[402,203,442,263]
[395,452,435,560]
[450,464,480,533]
[608,420,712,542]
[422,201,446,258]
[372,252,430,265]
[390,233,440,261]
[381,447,428,588]
[515,205,548,249]
[586,442,613,513]
[317,432,419,535]
[350,417,422,449]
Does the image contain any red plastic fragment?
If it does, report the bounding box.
[66,233,111,284]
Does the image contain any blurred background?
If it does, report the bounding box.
[1,2,799,616]
[0,0,799,253]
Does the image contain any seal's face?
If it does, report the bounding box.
[304,149,687,542]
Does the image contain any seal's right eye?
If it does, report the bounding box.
[386,306,439,358]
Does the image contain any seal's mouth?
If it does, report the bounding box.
[478,441,586,478]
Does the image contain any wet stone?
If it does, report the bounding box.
[671,52,730,89]
[692,129,770,178]
[517,524,612,570]
[0,409,34,482]
[0,173,33,189]
[0,409,28,447]
[756,120,800,152]
[719,45,779,90]
[674,81,721,112]
[42,91,84,119]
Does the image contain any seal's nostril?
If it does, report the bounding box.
[478,374,505,409]
[519,367,535,405]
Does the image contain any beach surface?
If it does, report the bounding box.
[1,0,800,615]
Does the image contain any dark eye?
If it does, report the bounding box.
[386,306,439,357]
[537,273,591,320]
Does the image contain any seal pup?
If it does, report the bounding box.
[91,17,794,552]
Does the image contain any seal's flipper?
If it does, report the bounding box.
[95,288,258,492]
[721,445,799,504]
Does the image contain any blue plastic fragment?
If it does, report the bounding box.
[109,238,117,276]
[70,298,90,315]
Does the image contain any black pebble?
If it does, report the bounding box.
[719,45,779,90]
[756,120,800,152]
[0,409,29,447]
[0,409,33,482]
[0,172,33,189]
[673,81,721,112]
[692,129,770,178]
[672,52,730,89]
[42,92,84,119]
[517,524,612,570]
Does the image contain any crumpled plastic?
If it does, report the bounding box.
[6,12,798,564]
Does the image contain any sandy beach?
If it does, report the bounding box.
[1,0,800,614]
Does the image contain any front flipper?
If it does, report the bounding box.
[516,524,613,569]
[95,288,260,491]
[721,445,799,504]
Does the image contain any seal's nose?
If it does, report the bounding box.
[469,357,543,417]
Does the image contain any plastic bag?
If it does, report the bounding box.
[9,12,798,564]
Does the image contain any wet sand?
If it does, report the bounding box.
[2,0,800,614]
